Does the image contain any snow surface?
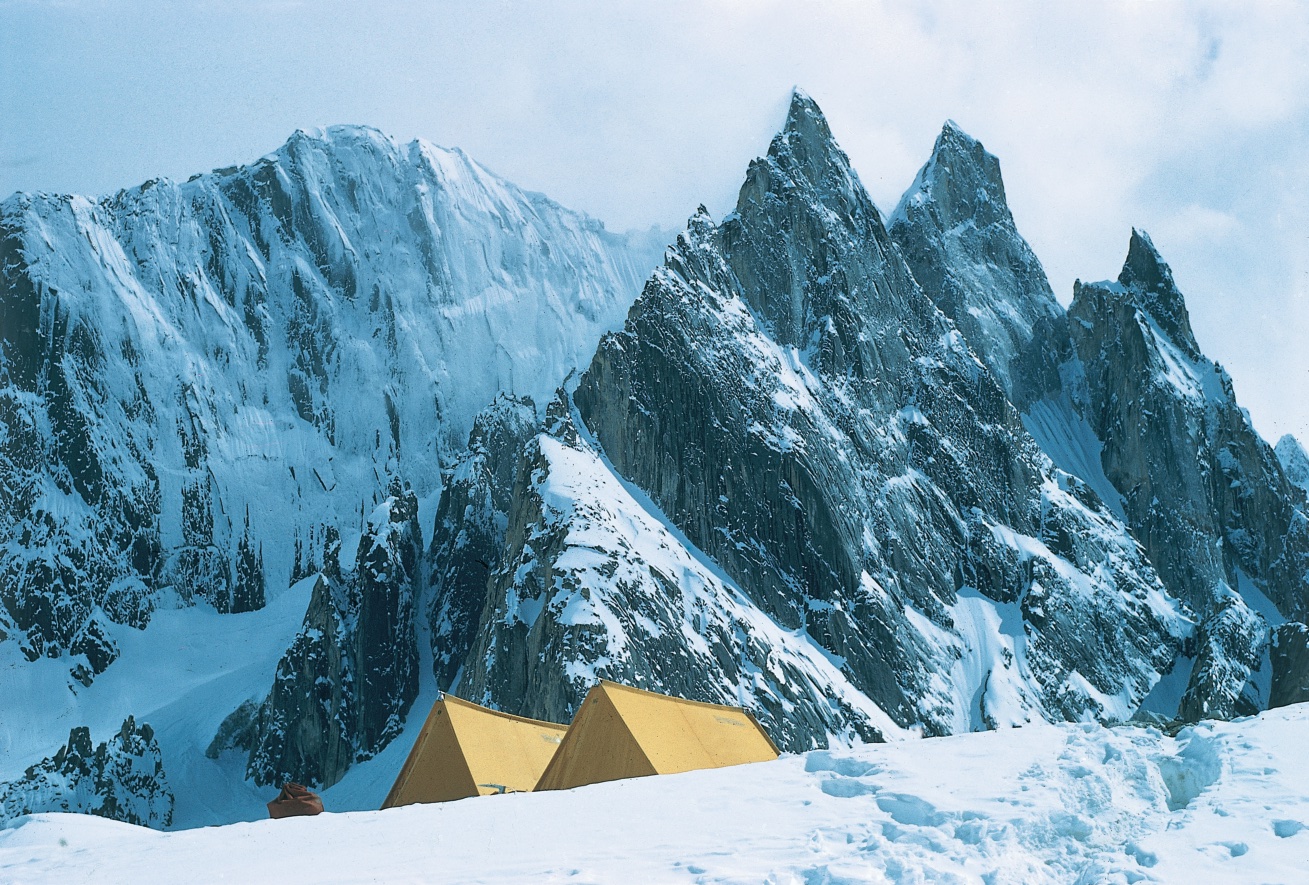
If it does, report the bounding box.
[4,704,1308,884]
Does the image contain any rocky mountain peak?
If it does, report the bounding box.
[757,89,864,209]
[781,89,832,147]
[719,97,898,354]
[1116,229,1202,359]
[893,120,1013,231]
[887,119,1060,404]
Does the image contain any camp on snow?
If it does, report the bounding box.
[381,681,779,808]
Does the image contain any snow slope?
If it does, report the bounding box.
[0,578,315,828]
[3,704,1307,884]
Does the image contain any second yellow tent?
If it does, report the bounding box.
[534,680,779,792]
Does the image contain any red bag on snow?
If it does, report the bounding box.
[267,782,324,819]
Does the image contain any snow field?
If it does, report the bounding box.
[2,705,1306,884]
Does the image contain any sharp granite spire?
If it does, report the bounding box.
[888,119,1062,405]
[727,89,898,352]
[894,120,1015,230]
[1117,228,1203,360]
[775,88,846,178]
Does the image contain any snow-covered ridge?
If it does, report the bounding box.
[0,118,662,635]
[3,703,1306,883]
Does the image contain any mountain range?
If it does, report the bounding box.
[1,91,1305,828]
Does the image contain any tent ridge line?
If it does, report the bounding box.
[595,679,754,715]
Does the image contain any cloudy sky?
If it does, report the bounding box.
[3,1,1307,442]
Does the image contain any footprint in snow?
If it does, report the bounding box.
[1199,841,1250,860]
[1273,819,1304,838]
[820,776,878,799]
[804,751,881,778]
[875,793,946,828]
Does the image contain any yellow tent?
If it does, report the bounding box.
[382,694,568,808]
[533,680,780,792]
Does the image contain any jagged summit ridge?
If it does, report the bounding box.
[727,92,891,352]
[742,89,873,228]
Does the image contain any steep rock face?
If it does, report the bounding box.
[1066,231,1309,718]
[462,93,1188,745]
[238,483,422,788]
[1269,622,1309,708]
[426,394,538,690]
[459,395,899,749]
[0,129,660,684]
[0,717,172,828]
[885,119,1309,724]
[885,121,1127,527]
[888,122,1064,407]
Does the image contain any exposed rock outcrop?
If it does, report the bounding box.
[1269,621,1309,709]
[0,717,172,828]
[238,482,422,788]
[459,393,894,749]
[426,395,538,690]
